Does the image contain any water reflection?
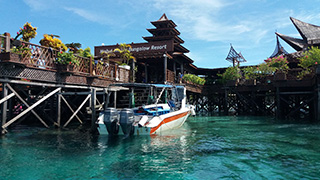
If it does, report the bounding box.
[2,117,320,179]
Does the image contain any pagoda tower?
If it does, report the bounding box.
[143,13,190,56]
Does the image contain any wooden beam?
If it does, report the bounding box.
[6,84,52,128]
[2,87,61,129]
[0,92,15,105]
[61,95,83,124]
[63,94,90,128]
[0,78,104,90]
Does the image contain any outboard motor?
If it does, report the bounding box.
[120,108,135,137]
[103,108,119,136]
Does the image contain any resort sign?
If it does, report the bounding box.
[95,40,174,56]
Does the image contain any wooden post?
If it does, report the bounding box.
[224,89,229,115]
[131,59,135,83]
[164,53,167,83]
[91,88,97,131]
[317,79,320,122]
[276,87,281,119]
[57,90,61,127]
[144,63,148,83]
[89,56,93,75]
[1,83,8,134]
[4,32,10,52]
[173,61,176,83]
[114,63,118,81]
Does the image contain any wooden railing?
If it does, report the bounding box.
[0,35,7,52]
[0,34,130,82]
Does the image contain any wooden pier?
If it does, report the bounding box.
[0,34,130,134]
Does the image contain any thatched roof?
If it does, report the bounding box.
[290,17,320,44]
[276,32,306,51]
[270,35,289,58]
[276,17,320,51]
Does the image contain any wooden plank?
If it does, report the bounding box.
[63,94,90,128]
[2,87,61,129]
[0,93,15,105]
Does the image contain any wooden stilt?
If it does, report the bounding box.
[1,83,8,134]
[91,88,97,131]
[57,90,61,127]
[224,89,229,115]
[276,87,281,119]
[114,91,117,108]
[317,84,320,121]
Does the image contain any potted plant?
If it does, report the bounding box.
[297,46,320,79]
[218,65,241,86]
[55,51,79,72]
[242,66,259,85]
[264,55,289,81]
[0,22,36,63]
[39,34,68,52]
[114,43,135,70]
[182,74,206,85]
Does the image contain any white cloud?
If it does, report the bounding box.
[64,7,112,25]
[23,0,55,11]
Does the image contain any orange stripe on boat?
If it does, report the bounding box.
[150,111,189,134]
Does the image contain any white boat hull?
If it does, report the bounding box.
[96,108,191,136]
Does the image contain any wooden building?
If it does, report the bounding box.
[95,14,197,85]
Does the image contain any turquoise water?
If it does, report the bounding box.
[1,116,320,180]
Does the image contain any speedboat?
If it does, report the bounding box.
[96,83,195,136]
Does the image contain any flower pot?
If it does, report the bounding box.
[56,64,74,73]
[226,80,237,86]
[244,79,256,86]
[316,65,320,75]
[119,65,130,70]
[0,52,21,63]
[274,72,287,81]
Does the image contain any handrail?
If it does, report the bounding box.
[0,36,130,82]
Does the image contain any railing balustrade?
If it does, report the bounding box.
[0,35,6,52]
[0,34,130,82]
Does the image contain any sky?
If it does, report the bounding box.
[1,0,320,68]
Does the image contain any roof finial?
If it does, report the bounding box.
[158,13,168,21]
